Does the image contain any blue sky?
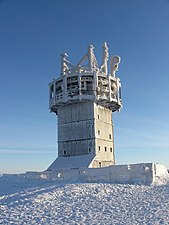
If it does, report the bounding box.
[0,0,169,173]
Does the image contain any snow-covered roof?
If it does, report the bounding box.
[47,154,95,171]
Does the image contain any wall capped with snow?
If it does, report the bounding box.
[80,163,154,185]
[23,163,169,185]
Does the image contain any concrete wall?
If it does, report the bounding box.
[92,103,115,167]
[57,101,95,156]
[80,163,154,185]
[26,163,166,185]
[56,101,115,167]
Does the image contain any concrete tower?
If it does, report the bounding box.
[48,43,122,170]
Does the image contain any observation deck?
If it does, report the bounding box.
[49,43,122,114]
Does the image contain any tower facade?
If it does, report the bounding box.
[48,43,122,170]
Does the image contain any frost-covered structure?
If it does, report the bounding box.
[48,43,122,170]
[25,163,169,186]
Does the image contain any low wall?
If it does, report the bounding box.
[80,163,154,185]
[24,163,168,185]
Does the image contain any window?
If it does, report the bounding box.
[88,147,91,153]
[63,150,67,155]
[110,147,113,152]
[98,130,100,135]
[50,85,54,98]
[98,114,99,119]
[98,146,101,151]
[105,147,107,152]
[109,134,112,139]
[81,81,85,88]
[99,162,101,167]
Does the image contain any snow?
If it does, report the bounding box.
[25,163,169,185]
[0,176,169,224]
[48,155,95,170]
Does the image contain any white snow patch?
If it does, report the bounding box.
[1,163,168,224]
[0,176,169,225]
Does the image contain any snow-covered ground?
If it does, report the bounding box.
[0,176,169,225]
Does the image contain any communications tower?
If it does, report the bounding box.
[48,43,122,170]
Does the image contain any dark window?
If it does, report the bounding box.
[88,147,91,153]
[81,81,85,89]
[99,162,101,167]
[50,85,54,98]
[98,115,99,119]
[63,150,67,155]
[98,146,101,151]
[110,147,113,152]
[98,130,100,135]
[105,147,107,152]
[109,134,111,139]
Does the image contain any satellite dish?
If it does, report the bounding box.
[110,56,121,76]
[111,56,121,65]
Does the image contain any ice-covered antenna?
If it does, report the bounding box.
[110,56,121,77]
[99,42,109,75]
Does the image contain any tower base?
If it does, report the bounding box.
[47,154,114,171]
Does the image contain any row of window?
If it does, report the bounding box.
[98,130,112,139]
[63,146,113,155]
[88,147,113,153]
[98,146,113,152]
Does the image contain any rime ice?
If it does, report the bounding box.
[48,43,122,169]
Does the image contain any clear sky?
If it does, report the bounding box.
[0,0,169,174]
